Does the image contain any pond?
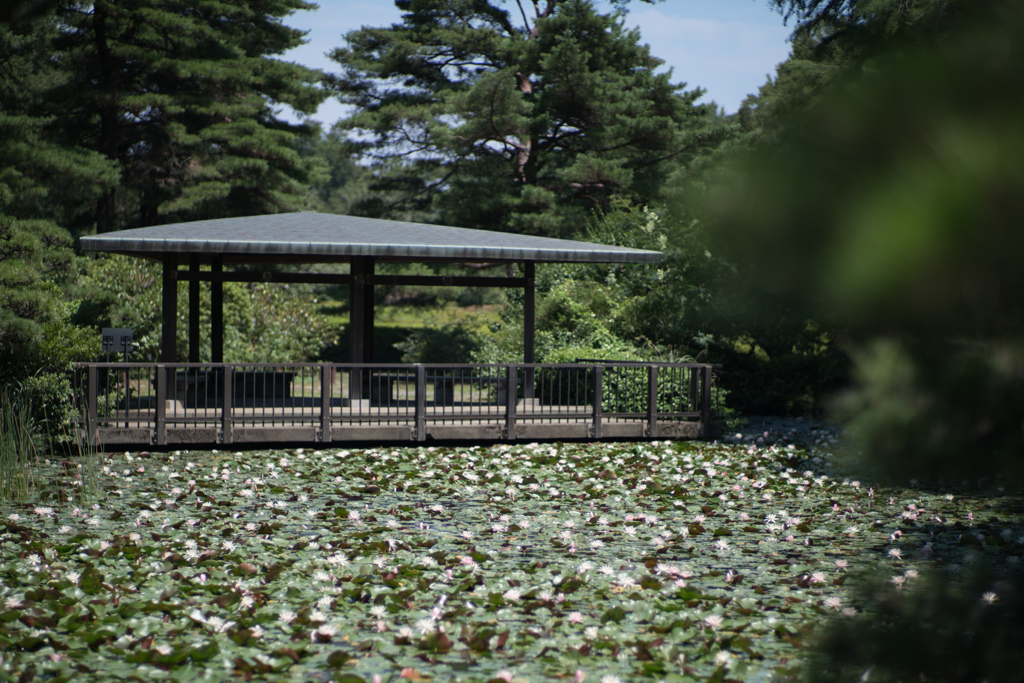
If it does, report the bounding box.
[1,435,1021,681]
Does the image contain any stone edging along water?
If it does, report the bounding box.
[722,415,842,450]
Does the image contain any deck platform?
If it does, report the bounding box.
[76,362,718,447]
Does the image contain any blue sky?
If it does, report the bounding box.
[280,1,793,125]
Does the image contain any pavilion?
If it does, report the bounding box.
[80,211,662,379]
[77,212,718,446]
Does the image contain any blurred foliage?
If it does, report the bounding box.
[719,0,1024,478]
[834,339,1024,484]
[808,564,1024,683]
[458,193,845,415]
[725,0,1024,679]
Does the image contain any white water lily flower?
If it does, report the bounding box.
[206,615,235,633]
[327,553,350,567]
[704,614,724,629]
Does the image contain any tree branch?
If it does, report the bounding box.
[515,0,532,35]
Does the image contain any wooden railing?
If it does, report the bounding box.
[73,362,719,447]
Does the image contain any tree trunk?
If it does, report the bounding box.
[93,1,120,233]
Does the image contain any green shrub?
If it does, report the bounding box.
[78,254,342,363]
[395,322,483,364]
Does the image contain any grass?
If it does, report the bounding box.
[0,389,40,501]
[0,434,1021,681]
[319,304,501,364]
[321,303,501,331]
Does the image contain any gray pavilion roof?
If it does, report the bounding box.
[80,212,661,264]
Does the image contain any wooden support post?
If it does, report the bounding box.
[320,364,332,443]
[349,258,373,399]
[211,257,224,363]
[700,365,712,437]
[188,255,200,363]
[592,365,603,439]
[689,365,698,413]
[155,364,167,446]
[523,261,535,399]
[648,365,658,438]
[161,256,178,405]
[161,256,178,363]
[221,366,233,444]
[504,365,517,439]
[415,365,426,441]
[364,257,375,363]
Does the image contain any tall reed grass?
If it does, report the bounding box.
[0,388,41,501]
[1,386,100,502]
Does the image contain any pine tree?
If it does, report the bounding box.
[328,0,726,236]
[0,16,116,376]
[48,0,329,232]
